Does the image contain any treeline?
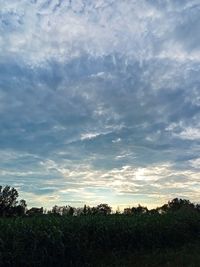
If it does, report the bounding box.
[1,185,200,217]
[49,198,200,216]
[1,185,200,266]
[1,205,200,266]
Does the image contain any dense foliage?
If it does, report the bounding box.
[0,209,200,266]
[0,186,27,217]
[1,185,200,266]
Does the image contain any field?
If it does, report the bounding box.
[0,209,200,266]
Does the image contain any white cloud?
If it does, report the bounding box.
[178,127,200,140]
[0,0,200,208]
[189,158,200,169]
[2,0,199,65]
[112,138,121,143]
[80,132,101,140]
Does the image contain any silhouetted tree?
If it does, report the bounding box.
[68,206,74,216]
[50,205,75,216]
[115,206,121,215]
[123,205,148,215]
[83,204,87,215]
[82,205,91,215]
[51,205,60,215]
[123,208,132,215]
[94,204,112,215]
[27,207,43,216]
[0,185,26,217]
[159,198,195,213]
[11,199,27,216]
[131,204,148,215]
[148,208,159,215]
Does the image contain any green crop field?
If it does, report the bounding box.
[0,209,200,267]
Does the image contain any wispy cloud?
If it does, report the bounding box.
[0,0,199,207]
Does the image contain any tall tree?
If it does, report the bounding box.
[0,185,27,216]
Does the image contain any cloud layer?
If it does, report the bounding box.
[0,0,200,208]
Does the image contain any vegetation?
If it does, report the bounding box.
[0,185,200,266]
[0,185,27,217]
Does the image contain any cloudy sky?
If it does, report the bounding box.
[0,0,200,209]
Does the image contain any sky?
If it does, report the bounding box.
[0,0,200,209]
